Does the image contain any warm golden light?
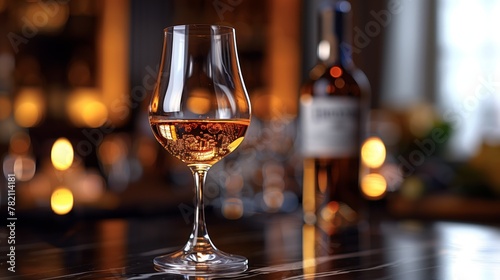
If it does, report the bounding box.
[51,138,74,171]
[361,173,387,199]
[267,0,300,117]
[302,158,316,224]
[317,168,328,193]
[187,89,212,115]
[227,137,245,153]
[24,1,69,32]
[15,102,39,126]
[320,201,340,222]
[82,100,108,128]
[67,89,108,127]
[302,224,316,275]
[361,136,386,168]
[150,97,158,113]
[51,188,74,215]
[99,0,130,125]
[14,88,45,127]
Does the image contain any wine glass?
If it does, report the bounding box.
[148,24,251,274]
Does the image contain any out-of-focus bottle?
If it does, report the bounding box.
[299,0,370,233]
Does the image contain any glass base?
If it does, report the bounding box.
[153,248,248,276]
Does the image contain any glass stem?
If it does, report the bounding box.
[185,165,216,255]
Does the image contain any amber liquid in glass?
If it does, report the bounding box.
[150,117,249,167]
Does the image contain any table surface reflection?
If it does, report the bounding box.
[2,210,500,279]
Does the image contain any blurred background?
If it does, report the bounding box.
[1,0,500,222]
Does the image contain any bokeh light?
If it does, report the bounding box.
[330,66,342,78]
[318,40,331,61]
[15,102,39,126]
[73,170,105,203]
[98,135,127,165]
[2,155,15,178]
[320,201,339,222]
[361,136,386,168]
[225,174,244,195]
[263,187,285,212]
[222,198,244,220]
[13,156,36,181]
[51,187,74,215]
[14,87,45,127]
[82,100,108,128]
[67,89,108,127]
[51,138,74,171]
[361,173,387,199]
[2,154,35,181]
[408,104,435,137]
[21,1,69,32]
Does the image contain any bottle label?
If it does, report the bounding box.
[300,97,359,157]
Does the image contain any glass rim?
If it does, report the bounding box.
[164,24,235,35]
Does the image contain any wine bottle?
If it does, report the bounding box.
[300,0,370,233]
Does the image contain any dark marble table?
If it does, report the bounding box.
[2,210,500,279]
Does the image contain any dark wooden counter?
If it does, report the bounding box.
[2,210,500,279]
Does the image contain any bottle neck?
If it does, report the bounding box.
[317,1,352,67]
